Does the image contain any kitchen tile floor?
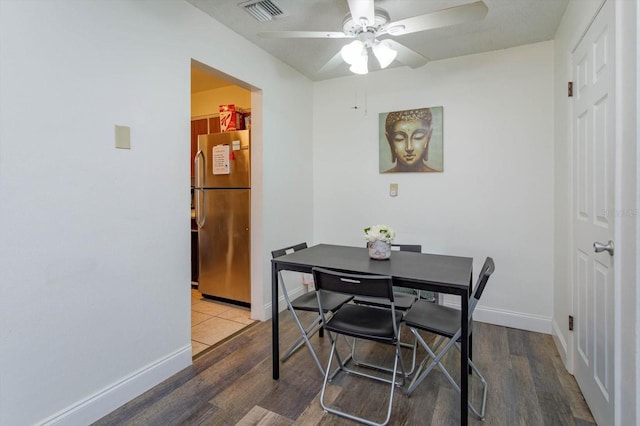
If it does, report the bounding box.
[191,287,255,358]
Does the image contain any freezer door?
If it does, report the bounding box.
[197,189,251,304]
[197,130,250,189]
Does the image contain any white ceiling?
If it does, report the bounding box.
[186,0,569,81]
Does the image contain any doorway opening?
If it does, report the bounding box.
[189,60,260,358]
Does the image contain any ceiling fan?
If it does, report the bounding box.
[258,0,488,75]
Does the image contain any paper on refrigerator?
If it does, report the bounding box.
[212,145,230,175]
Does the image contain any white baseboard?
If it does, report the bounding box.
[443,301,553,334]
[475,306,552,334]
[552,319,574,373]
[264,284,309,318]
[39,345,192,426]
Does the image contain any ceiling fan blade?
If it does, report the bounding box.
[258,31,351,39]
[385,1,488,36]
[384,39,429,69]
[318,50,345,74]
[347,0,375,26]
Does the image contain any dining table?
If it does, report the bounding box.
[271,243,474,425]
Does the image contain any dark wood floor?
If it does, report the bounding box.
[95,311,595,425]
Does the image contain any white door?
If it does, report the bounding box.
[572,1,615,424]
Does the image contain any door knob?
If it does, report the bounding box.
[593,240,614,256]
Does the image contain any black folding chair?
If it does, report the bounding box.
[271,243,353,377]
[313,267,406,426]
[402,257,495,420]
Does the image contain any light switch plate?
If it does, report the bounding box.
[115,125,131,149]
[390,183,398,197]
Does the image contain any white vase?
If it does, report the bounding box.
[368,240,391,260]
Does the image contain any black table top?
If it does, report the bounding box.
[271,244,473,292]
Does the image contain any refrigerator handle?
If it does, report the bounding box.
[194,149,205,189]
[195,188,205,228]
[194,149,206,228]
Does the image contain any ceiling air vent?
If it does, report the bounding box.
[240,0,285,22]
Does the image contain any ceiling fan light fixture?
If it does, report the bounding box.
[349,54,368,75]
[255,1,488,77]
[340,40,365,65]
[371,40,397,68]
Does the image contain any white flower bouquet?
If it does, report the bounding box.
[364,225,396,243]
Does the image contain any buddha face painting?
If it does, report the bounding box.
[380,107,443,173]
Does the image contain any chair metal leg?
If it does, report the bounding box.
[453,342,488,420]
[320,335,403,426]
[406,328,488,420]
[406,330,456,395]
[349,324,417,377]
[327,333,354,381]
[281,309,326,376]
[280,314,322,361]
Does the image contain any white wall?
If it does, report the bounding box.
[0,0,314,424]
[313,42,555,332]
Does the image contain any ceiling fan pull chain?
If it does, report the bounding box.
[350,74,367,116]
[352,82,359,110]
[363,74,368,117]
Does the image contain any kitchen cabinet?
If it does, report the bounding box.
[208,117,221,133]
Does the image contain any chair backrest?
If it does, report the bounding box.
[312,267,394,301]
[390,244,424,297]
[391,244,422,253]
[271,242,308,259]
[471,257,495,302]
[272,243,310,302]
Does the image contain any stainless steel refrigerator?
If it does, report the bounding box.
[194,130,250,305]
